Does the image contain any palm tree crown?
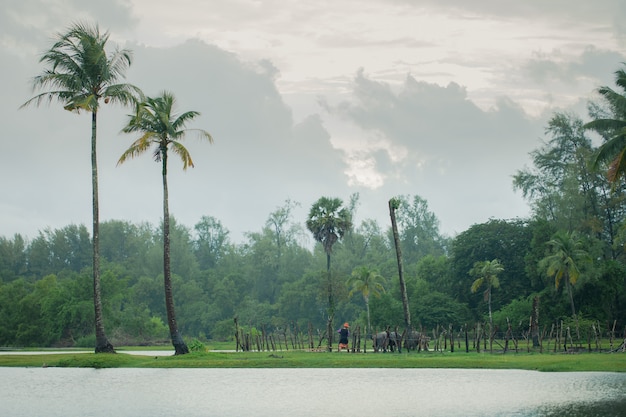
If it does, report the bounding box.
[585,66,626,184]
[306,197,352,257]
[539,230,590,319]
[22,22,139,112]
[119,92,213,168]
[470,259,503,296]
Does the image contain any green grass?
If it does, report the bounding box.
[1,349,625,372]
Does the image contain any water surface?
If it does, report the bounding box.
[1,367,624,416]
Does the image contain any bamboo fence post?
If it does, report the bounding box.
[505,318,511,353]
[526,315,533,353]
[234,318,240,352]
[449,324,454,353]
[610,320,616,351]
[308,322,314,350]
[465,325,469,353]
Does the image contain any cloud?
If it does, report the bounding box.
[323,70,542,234]
[522,46,626,86]
[3,0,625,243]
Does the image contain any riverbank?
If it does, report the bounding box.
[1,349,625,371]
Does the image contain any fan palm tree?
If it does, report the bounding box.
[539,231,590,326]
[584,66,626,184]
[306,197,352,352]
[118,91,213,355]
[348,266,385,336]
[469,259,504,331]
[22,22,140,353]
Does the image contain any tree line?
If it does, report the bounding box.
[4,22,626,353]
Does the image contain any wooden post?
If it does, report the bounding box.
[234,318,240,352]
[290,324,296,349]
[504,317,511,353]
[610,320,617,351]
[526,315,533,353]
[449,324,454,353]
[465,325,469,353]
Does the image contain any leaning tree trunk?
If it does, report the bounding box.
[389,199,411,345]
[91,111,114,354]
[162,151,189,355]
[326,252,334,352]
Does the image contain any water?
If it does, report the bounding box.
[1,367,625,417]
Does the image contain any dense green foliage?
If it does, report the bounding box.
[1,186,625,347]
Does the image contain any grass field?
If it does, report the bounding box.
[1,348,625,372]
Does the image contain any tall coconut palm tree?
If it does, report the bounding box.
[118,91,213,355]
[585,66,626,184]
[469,259,504,331]
[539,231,590,331]
[306,197,352,352]
[22,22,140,353]
[348,266,385,336]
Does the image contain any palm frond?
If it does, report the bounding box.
[117,134,155,165]
[170,141,194,170]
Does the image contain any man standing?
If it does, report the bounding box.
[338,322,350,352]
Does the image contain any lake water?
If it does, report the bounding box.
[1,367,625,416]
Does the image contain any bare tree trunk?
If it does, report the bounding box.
[389,199,411,342]
[92,111,114,354]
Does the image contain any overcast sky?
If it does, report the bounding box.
[2,0,626,244]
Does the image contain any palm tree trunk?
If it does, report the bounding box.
[565,277,580,340]
[487,287,493,331]
[488,287,493,353]
[91,111,114,354]
[162,151,189,355]
[389,200,411,340]
[326,252,334,352]
[365,297,371,338]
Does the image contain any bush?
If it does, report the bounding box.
[492,297,532,335]
[75,334,96,348]
[188,339,207,352]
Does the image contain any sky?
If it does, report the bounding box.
[2,0,626,244]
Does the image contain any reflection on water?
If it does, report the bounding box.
[0,367,625,417]
[539,399,626,417]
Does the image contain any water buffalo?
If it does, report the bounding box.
[405,330,429,351]
[372,330,402,353]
